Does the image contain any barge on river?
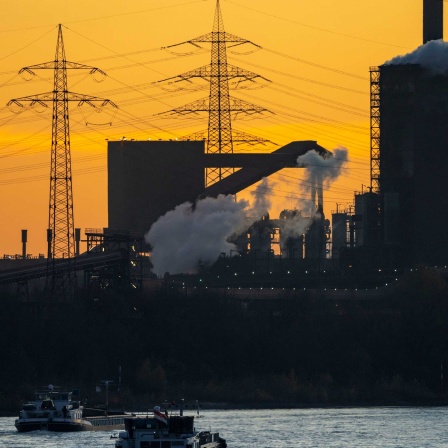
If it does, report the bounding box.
[114,405,226,448]
[15,385,126,432]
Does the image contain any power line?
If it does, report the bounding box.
[230,55,367,95]
[0,26,56,61]
[225,0,411,49]
[261,47,369,80]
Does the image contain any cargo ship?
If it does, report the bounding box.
[113,403,226,448]
[15,385,126,432]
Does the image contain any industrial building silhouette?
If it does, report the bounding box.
[336,0,447,270]
[1,0,447,294]
[107,0,448,277]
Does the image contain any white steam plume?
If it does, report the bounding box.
[146,178,276,276]
[276,146,349,246]
[384,40,448,75]
[250,177,273,219]
[278,210,312,251]
[146,194,251,276]
[297,147,348,187]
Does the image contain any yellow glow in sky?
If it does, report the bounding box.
[0,0,442,255]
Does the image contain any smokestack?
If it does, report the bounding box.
[317,172,324,214]
[21,229,27,259]
[311,173,324,214]
[75,228,81,257]
[423,0,443,44]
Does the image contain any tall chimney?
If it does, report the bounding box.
[311,174,324,215]
[21,229,27,259]
[423,0,443,44]
[75,228,81,257]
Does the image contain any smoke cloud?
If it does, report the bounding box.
[146,194,251,275]
[278,210,312,251]
[296,147,348,186]
[146,177,276,275]
[146,150,350,275]
[250,177,273,219]
[274,146,348,247]
[384,39,448,75]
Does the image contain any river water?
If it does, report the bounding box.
[1,407,448,447]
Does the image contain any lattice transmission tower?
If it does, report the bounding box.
[8,24,116,298]
[156,0,272,186]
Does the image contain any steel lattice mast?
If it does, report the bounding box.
[50,25,74,263]
[208,0,233,185]
[156,0,271,186]
[8,24,116,297]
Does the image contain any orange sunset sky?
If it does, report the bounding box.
[0,0,444,256]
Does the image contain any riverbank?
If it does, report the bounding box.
[2,270,448,418]
[4,398,448,419]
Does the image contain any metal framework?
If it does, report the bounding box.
[84,228,145,291]
[370,67,381,193]
[8,24,116,298]
[156,0,271,186]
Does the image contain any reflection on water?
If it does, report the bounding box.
[2,407,448,448]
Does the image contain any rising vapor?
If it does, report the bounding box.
[274,146,349,247]
[250,177,273,219]
[146,177,277,276]
[384,39,448,74]
[278,209,312,251]
[296,146,348,187]
[146,194,250,276]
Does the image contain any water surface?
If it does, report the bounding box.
[2,407,448,447]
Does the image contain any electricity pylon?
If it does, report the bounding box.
[156,0,272,186]
[8,24,117,299]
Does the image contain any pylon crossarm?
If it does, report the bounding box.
[6,98,29,109]
[7,93,53,107]
[19,61,107,74]
[69,93,118,108]
[162,33,259,56]
[179,129,273,146]
[156,64,269,86]
[155,65,212,85]
[229,98,271,116]
[232,129,274,146]
[227,65,271,84]
[157,97,270,119]
[160,33,215,49]
[18,67,37,77]
[190,31,259,46]
[156,98,209,117]
[221,32,260,46]
[7,92,117,108]
[179,130,207,141]
[161,40,205,53]
[66,64,106,76]
[18,62,55,74]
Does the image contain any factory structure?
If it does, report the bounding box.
[106,0,338,282]
[104,0,448,283]
[1,0,447,295]
[107,139,332,273]
[339,0,448,271]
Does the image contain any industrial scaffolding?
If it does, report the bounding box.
[370,67,380,194]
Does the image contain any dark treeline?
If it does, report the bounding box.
[1,268,448,413]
